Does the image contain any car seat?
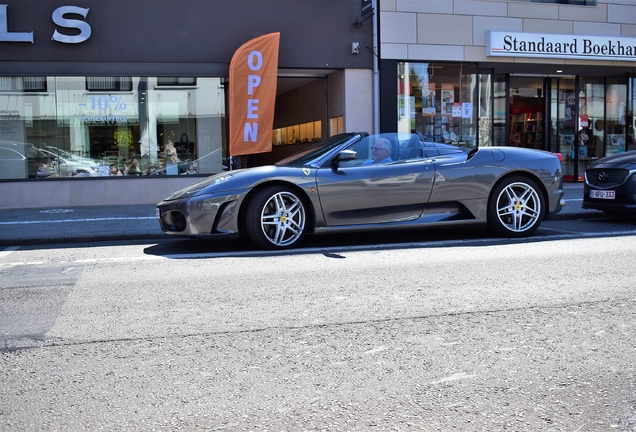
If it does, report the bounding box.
[386,135,400,161]
[400,134,421,159]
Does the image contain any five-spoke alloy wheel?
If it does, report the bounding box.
[487,176,545,238]
[246,185,307,249]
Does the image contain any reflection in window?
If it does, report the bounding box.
[156,77,197,86]
[0,76,226,179]
[86,77,133,91]
[397,62,490,149]
[606,79,627,156]
[0,77,47,92]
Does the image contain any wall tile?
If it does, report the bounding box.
[558,4,607,22]
[572,21,621,35]
[621,23,636,36]
[508,2,559,19]
[396,0,452,13]
[523,18,574,34]
[417,14,473,45]
[454,0,508,16]
[381,12,417,44]
[408,44,465,61]
[381,43,409,59]
[607,4,636,24]
[473,16,523,45]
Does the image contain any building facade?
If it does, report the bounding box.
[2,0,636,210]
[378,0,636,182]
[0,0,374,208]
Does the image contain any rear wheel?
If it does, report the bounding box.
[487,176,545,238]
[245,185,307,249]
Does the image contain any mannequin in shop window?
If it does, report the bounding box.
[165,138,180,163]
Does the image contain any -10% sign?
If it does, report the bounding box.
[86,95,127,111]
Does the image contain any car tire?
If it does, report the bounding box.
[487,176,545,238]
[245,185,307,249]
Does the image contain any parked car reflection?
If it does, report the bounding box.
[30,147,100,178]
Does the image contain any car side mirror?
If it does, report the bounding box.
[332,150,357,170]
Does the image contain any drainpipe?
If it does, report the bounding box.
[372,0,380,135]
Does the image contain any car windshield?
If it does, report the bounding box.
[276,133,363,167]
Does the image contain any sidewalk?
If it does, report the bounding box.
[0,183,601,247]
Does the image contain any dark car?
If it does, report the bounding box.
[583,150,636,218]
[157,132,565,250]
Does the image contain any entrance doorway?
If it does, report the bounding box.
[508,77,544,150]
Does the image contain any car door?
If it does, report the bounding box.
[315,156,436,227]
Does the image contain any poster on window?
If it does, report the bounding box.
[563,92,575,128]
[441,83,454,116]
[421,83,436,116]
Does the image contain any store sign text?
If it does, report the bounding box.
[0,4,91,44]
[244,50,263,142]
[487,31,636,62]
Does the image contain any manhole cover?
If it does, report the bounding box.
[40,209,75,214]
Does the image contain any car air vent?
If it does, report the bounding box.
[586,168,629,188]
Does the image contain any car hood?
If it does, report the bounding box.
[588,150,636,169]
[162,165,281,201]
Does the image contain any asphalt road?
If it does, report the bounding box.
[1,219,636,431]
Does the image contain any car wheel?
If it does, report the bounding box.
[245,185,307,249]
[487,176,545,238]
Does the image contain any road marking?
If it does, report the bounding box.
[0,216,155,225]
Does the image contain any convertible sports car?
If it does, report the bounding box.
[157,132,564,249]
[582,150,636,218]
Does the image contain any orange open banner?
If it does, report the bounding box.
[229,32,280,157]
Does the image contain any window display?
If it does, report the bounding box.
[0,76,226,180]
[397,62,491,149]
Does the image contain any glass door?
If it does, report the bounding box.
[508,77,544,150]
[550,77,579,181]
[605,76,628,156]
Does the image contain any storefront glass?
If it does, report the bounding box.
[551,77,579,181]
[397,62,491,149]
[630,77,636,152]
[492,75,508,146]
[578,76,604,160]
[605,76,627,156]
[0,76,226,180]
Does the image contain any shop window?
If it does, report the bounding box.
[606,78,627,156]
[397,62,489,149]
[330,116,344,136]
[273,120,321,145]
[0,76,226,180]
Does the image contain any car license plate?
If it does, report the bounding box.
[590,190,615,199]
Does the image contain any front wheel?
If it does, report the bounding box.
[245,185,307,249]
[487,176,545,238]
